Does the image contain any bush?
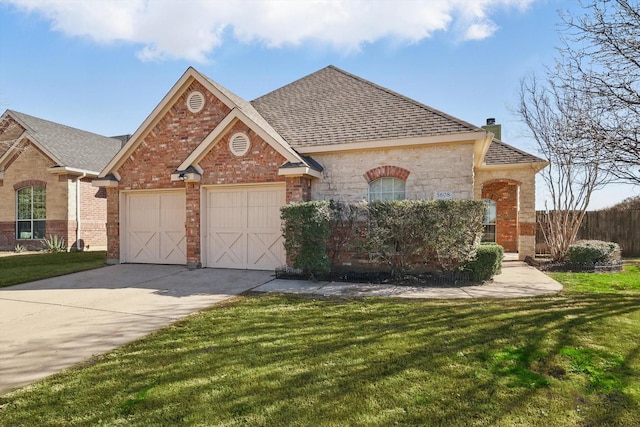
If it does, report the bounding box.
[280,201,331,276]
[423,200,485,271]
[465,243,504,282]
[566,240,620,264]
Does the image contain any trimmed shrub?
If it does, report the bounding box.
[366,200,421,276]
[280,201,331,276]
[566,240,620,264]
[465,243,504,282]
[421,200,485,271]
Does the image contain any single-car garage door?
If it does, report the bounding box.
[204,184,285,270]
[122,191,186,264]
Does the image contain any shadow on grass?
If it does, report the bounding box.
[2,293,639,426]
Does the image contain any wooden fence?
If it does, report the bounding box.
[536,210,640,257]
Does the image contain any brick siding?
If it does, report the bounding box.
[481,179,520,252]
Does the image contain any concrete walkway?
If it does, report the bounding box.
[254,261,563,299]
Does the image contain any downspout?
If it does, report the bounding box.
[76,173,86,251]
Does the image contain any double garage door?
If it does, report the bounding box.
[122,185,285,270]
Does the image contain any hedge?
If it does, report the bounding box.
[281,199,491,279]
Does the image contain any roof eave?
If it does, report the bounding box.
[477,161,550,172]
[92,173,119,188]
[47,166,100,177]
[474,132,494,168]
[295,131,488,154]
[278,166,322,179]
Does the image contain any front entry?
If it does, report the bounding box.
[204,184,285,270]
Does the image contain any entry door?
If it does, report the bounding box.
[205,185,285,270]
[123,191,186,264]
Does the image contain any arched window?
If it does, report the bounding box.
[16,186,46,239]
[368,177,406,202]
[482,199,496,242]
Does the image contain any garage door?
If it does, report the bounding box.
[205,184,285,270]
[123,191,186,264]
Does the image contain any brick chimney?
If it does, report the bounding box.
[482,117,501,140]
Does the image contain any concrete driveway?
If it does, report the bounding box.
[0,264,272,395]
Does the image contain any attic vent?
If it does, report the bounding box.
[187,91,205,113]
[229,132,250,157]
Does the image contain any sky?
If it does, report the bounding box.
[0,0,637,209]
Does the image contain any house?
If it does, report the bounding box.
[94,66,547,269]
[0,110,123,251]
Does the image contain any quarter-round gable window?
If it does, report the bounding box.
[229,132,251,157]
[368,177,406,202]
[186,91,205,113]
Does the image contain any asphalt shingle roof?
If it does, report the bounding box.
[8,110,122,173]
[485,139,546,165]
[251,65,482,148]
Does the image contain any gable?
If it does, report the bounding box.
[0,110,121,177]
[98,67,318,189]
[197,120,288,186]
[116,79,233,190]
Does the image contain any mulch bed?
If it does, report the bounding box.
[525,256,623,273]
[275,267,473,287]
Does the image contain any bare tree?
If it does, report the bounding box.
[0,114,26,159]
[560,0,640,184]
[518,73,612,260]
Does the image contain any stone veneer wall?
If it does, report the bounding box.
[310,143,475,202]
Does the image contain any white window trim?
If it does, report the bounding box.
[16,186,46,240]
[368,177,406,202]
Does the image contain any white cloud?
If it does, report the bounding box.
[4,0,537,62]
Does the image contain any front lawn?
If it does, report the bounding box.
[1,289,638,425]
[549,260,640,293]
[0,251,106,288]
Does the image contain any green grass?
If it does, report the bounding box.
[549,261,640,293]
[0,251,106,288]
[1,290,639,426]
[0,258,638,425]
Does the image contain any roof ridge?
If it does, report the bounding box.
[251,65,335,102]
[324,66,482,133]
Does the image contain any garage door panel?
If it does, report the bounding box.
[128,195,160,230]
[205,185,285,270]
[247,232,284,269]
[124,192,186,265]
[208,231,246,268]
[159,232,187,264]
[128,231,158,262]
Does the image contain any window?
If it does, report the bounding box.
[368,177,406,202]
[482,199,496,242]
[16,186,46,239]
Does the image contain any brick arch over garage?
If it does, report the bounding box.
[363,166,410,183]
[481,179,521,252]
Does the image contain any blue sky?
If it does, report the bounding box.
[0,0,636,208]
